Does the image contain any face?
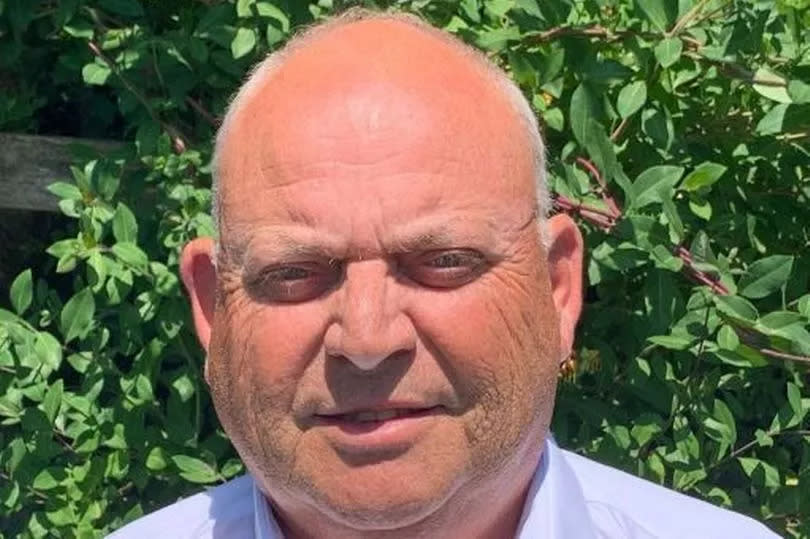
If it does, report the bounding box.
[181,20,582,535]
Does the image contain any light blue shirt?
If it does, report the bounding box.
[109,438,777,538]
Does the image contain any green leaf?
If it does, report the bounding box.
[787,382,803,418]
[236,0,255,17]
[787,79,810,103]
[46,502,77,526]
[63,21,94,39]
[636,0,675,32]
[221,459,245,479]
[570,83,598,147]
[715,347,768,368]
[631,166,684,209]
[797,295,810,318]
[688,197,712,221]
[650,245,683,272]
[35,332,64,372]
[752,68,792,103]
[112,242,149,270]
[641,107,674,151]
[714,295,758,322]
[231,27,257,59]
[171,455,219,484]
[146,447,168,471]
[617,81,647,119]
[256,1,290,32]
[542,108,564,131]
[704,399,737,447]
[135,374,153,401]
[474,27,520,52]
[738,255,794,299]
[682,162,727,192]
[654,37,682,68]
[756,104,789,135]
[647,334,694,350]
[42,379,63,423]
[60,288,95,343]
[112,203,138,243]
[738,458,780,489]
[32,469,61,491]
[661,198,683,241]
[758,311,803,330]
[10,269,32,315]
[47,182,82,200]
[583,119,622,189]
[717,325,740,350]
[82,63,111,85]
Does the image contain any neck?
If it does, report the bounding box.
[270,449,541,539]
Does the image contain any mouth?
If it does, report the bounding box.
[315,406,442,425]
[310,405,444,451]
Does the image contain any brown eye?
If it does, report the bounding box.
[402,249,488,289]
[248,262,340,302]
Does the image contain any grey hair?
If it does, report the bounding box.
[211,8,550,245]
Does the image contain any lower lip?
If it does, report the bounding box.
[313,407,443,451]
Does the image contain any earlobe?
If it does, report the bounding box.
[179,237,218,354]
[545,214,584,362]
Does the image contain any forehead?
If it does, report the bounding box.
[216,20,536,248]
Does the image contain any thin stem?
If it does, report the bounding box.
[760,348,810,364]
[610,117,630,142]
[185,97,218,127]
[709,430,810,471]
[87,40,188,154]
[668,0,715,37]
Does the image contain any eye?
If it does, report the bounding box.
[401,249,488,289]
[247,261,341,303]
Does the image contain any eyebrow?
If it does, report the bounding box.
[220,226,346,267]
[390,228,486,253]
[221,213,512,267]
[388,214,503,252]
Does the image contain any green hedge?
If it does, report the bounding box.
[1,0,809,537]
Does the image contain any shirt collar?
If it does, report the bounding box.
[515,437,599,539]
[253,437,597,539]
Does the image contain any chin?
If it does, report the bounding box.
[312,484,453,532]
[297,448,464,532]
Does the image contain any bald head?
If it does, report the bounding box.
[212,10,548,243]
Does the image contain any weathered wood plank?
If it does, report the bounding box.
[0,133,122,212]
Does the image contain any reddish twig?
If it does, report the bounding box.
[674,245,730,295]
[87,40,188,154]
[553,195,618,231]
[760,349,810,364]
[185,96,218,127]
[574,157,623,222]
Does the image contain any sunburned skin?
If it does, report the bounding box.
[180,15,583,539]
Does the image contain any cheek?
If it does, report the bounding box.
[212,300,328,388]
[408,265,559,462]
[206,299,330,457]
[413,265,557,385]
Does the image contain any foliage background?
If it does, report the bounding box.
[1,0,809,536]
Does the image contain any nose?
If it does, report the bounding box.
[324,259,416,370]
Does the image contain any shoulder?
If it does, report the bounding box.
[559,449,778,539]
[106,475,256,539]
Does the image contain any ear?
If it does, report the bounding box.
[545,214,584,362]
[179,237,217,355]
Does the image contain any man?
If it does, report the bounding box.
[111,9,776,539]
